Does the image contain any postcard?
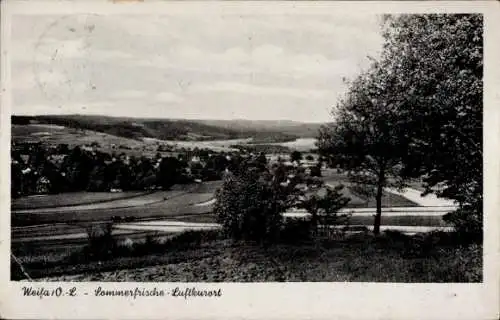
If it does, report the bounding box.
[1,1,499,319]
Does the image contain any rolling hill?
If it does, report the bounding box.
[12,115,324,142]
[194,119,324,139]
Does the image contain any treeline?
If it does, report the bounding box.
[230,144,291,154]
[11,142,240,198]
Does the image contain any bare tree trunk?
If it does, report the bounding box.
[311,211,319,238]
[373,168,385,236]
[373,183,383,235]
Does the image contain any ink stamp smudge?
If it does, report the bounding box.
[33,14,99,103]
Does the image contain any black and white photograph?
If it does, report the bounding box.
[6,5,487,285]
[3,1,499,319]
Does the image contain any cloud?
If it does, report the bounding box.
[14,101,115,116]
[109,90,148,99]
[90,49,134,62]
[133,43,361,86]
[32,38,89,64]
[12,67,37,90]
[194,82,330,99]
[33,70,69,89]
[105,16,165,37]
[154,92,183,103]
[11,40,35,63]
[11,13,383,122]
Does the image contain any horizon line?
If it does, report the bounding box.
[11,113,329,124]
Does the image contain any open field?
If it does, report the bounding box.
[12,124,145,148]
[12,124,66,136]
[12,191,148,211]
[355,191,418,208]
[12,193,215,226]
[387,188,457,207]
[320,169,454,208]
[11,181,222,226]
[11,173,446,240]
[11,169,452,240]
[12,207,453,244]
[13,190,186,214]
[167,210,451,227]
[317,185,418,208]
[11,173,456,282]
[348,215,448,227]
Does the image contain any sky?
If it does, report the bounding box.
[11,13,384,123]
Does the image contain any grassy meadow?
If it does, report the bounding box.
[13,230,481,283]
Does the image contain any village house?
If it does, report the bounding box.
[81,145,93,152]
[190,156,201,163]
[35,176,51,194]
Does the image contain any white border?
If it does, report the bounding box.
[1,1,499,319]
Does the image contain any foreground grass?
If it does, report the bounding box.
[13,230,481,283]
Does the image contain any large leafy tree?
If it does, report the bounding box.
[157,156,184,189]
[317,60,409,235]
[318,14,482,238]
[380,14,483,239]
[290,151,303,163]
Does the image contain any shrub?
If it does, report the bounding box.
[443,204,482,244]
[408,244,482,282]
[290,151,303,162]
[301,185,351,240]
[163,230,222,249]
[310,165,322,177]
[82,222,117,261]
[127,233,164,256]
[280,219,313,244]
[382,230,411,242]
[214,163,293,244]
